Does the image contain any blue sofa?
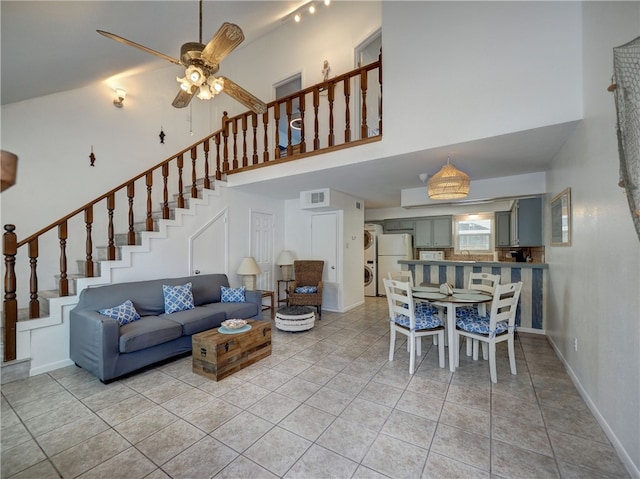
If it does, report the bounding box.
[69,274,263,382]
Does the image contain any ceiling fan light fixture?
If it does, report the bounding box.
[427,158,470,200]
[197,85,212,100]
[185,65,205,85]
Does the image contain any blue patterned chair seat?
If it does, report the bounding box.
[456,304,479,318]
[394,311,442,330]
[456,317,508,336]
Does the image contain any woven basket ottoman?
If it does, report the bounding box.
[275,305,316,332]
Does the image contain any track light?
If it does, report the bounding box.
[113,88,126,108]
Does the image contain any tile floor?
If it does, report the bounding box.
[1,297,631,479]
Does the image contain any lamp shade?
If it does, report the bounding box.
[427,162,470,200]
[236,257,261,275]
[276,250,295,266]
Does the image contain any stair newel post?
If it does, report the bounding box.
[58,221,69,297]
[146,172,155,230]
[127,182,136,245]
[176,154,185,209]
[262,111,269,162]
[343,77,351,143]
[161,165,169,220]
[241,114,248,167]
[327,81,335,147]
[107,194,116,261]
[313,89,320,150]
[190,146,198,199]
[3,224,18,361]
[214,133,222,181]
[231,118,239,170]
[222,112,230,173]
[360,69,369,139]
[286,98,293,157]
[251,113,258,164]
[84,206,94,277]
[274,101,281,159]
[28,238,40,318]
[299,94,306,153]
[203,138,211,189]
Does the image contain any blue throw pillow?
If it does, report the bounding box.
[221,285,246,303]
[163,282,195,314]
[295,286,318,294]
[99,299,140,326]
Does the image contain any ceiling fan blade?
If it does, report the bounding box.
[172,88,197,108]
[218,76,267,114]
[201,23,245,68]
[97,30,182,66]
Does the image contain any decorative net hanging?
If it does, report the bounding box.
[612,35,640,242]
[427,162,470,200]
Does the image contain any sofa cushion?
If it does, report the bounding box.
[203,301,259,320]
[161,306,225,336]
[163,283,195,314]
[98,300,140,326]
[221,286,246,303]
[119,317,183,353]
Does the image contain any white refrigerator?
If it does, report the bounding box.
[377,233,413,295]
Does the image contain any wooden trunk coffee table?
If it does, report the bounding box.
[192,319,271,381]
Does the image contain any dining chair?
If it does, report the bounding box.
[388,270,414,286]
[383,278,445,374]
[454,281,523,383]
[458,272,501,356]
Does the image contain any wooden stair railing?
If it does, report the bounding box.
[2,58,381,362]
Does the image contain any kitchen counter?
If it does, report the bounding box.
[399,260,547,332]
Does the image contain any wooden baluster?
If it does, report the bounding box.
[241,114,248,167]
[28,239,39,318]
[251,113,258,164]
[232,118,238,170]
[107,194,116,261]
[85,206,94,277]
[215,133,222,180]
[58,220,69,296]
[3,224,17,361]
[274,101,281,159]
[191,146,198,199]
[360,69,369,139]
[286,99,293,157]
[299,94,306,153]
[313,89,320,150]
[203,138,211,189]
[161,166,169,220]
[222,112,230,173]
[327,81,335,147]
[177,154,185,209]
[344,77,351,143]
[127,182,136,245]
[145,172,154,230]
[262,111,270,162]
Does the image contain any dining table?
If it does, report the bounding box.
[412,286,493,372]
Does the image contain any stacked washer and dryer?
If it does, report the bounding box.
[364,224,383,296]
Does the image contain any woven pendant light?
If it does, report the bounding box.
[427,158,470,200]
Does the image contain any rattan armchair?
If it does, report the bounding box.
[287,260,324,317]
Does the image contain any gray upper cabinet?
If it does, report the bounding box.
[510,197,543,246]
[415,216,452,247]
[495,211,511,247]
[384,219,415,232]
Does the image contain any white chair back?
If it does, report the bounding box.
[388,270,414,287]
[383,278,415,328]
[488,281,523,332]
[468,272,500,295]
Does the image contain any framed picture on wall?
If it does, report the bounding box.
[551,188,571,246]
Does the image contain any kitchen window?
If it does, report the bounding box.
[454,214,494,254]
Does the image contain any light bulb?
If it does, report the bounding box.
[197,85,212,100]
[294,13,301,22]
[309,4,316,14]
[324,0,330,5]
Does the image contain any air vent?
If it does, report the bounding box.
[300,188,336,210]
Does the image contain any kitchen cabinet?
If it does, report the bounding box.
[495,211,511,247]
[415,216,452,247]
[510,197,543,246]
[384,219,415,232]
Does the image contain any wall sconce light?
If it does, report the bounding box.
[276,250,295,280]
[236,256,261,291]
[113,88,126,108]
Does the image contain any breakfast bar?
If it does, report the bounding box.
[399,260,548,333]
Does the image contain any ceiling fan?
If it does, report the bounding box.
[97,1,267,114]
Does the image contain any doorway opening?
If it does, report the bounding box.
[274,73,302,155]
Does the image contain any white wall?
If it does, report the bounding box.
[546,2,640,475]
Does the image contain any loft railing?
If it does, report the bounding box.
[2,57,382,361]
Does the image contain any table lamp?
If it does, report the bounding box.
[236,257,261,290]
[276,250,295,281]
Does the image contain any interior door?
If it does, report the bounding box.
[250,211,274,291]
[311,212,338,283]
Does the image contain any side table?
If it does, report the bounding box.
[277,280,293,307]
[256,290,275,319]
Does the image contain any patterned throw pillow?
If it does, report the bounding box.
[163,282,195,314]
[221,285,246,303]
[98,299,141,326]
[294,286,318,294]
